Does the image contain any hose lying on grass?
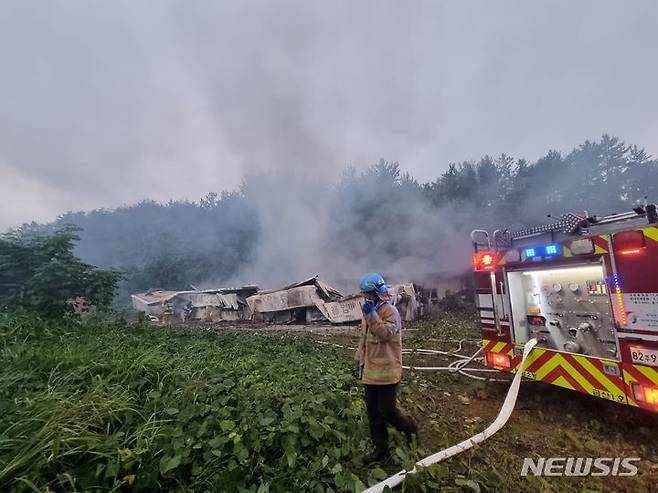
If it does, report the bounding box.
[316,340,506,381]
[403,345,508,382]
[361,338,538,493]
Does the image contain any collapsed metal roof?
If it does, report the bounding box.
[132,276,420,324]
[131,285,258,319]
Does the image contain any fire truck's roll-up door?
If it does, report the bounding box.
[614,228,658,334]
[506,262,619,360]
[613,227,658,410]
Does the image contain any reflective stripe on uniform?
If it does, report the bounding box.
[363,367,401,380]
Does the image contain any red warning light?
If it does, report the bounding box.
[645,387,658,406]
[486,352,511,369]
[618,248,642,256]
[614,231,646,256]
[632,383,658,408]
[473,252,497,271]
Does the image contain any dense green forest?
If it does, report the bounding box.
[8,135,658,300]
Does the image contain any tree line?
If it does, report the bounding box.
[3,134,657,312]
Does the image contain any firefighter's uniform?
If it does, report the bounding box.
[356,298,417,460]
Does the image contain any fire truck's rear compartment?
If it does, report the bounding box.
[507,262,619,360]
[474,210,658,411]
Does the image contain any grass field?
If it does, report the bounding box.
[1,311,656,492]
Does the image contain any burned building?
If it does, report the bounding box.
[132,276,424,325]
[131,286,258,323]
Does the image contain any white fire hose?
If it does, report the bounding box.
[317,340,506,381]
[361,338,538,493]
[402,346,508,382]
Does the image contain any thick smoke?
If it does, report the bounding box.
[10,136,658,299]
[2,2,658,297]
[226,166,472,288]
[2,1,658,231]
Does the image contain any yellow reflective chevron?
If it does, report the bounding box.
[509,345,626,404]
[642,226,658,243]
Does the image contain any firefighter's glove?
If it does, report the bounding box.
[362,300,376,315]
[354,361,363,378]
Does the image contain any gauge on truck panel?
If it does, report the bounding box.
[507,264,616,359]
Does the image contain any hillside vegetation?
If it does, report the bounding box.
[0,313,369,492]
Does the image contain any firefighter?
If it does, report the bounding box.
[355,272,418,464]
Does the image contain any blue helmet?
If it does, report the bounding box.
[359,273,388,295]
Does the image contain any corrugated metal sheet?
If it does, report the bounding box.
[132,278,420,324]
[131,286,257,319]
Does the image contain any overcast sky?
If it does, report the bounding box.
[1,0,658,231]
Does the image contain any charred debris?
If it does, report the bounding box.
[131,274,469,325]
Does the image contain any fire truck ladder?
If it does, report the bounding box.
[479,203,658,251]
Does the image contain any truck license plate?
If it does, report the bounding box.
[630,346,658,366]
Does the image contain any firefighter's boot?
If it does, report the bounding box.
[404,420,419,447]
[363,448,389,464]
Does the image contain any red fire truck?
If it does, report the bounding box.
[471,204,658,412]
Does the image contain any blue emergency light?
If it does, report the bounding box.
[523,244,560,258]
[545,244,559,255]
